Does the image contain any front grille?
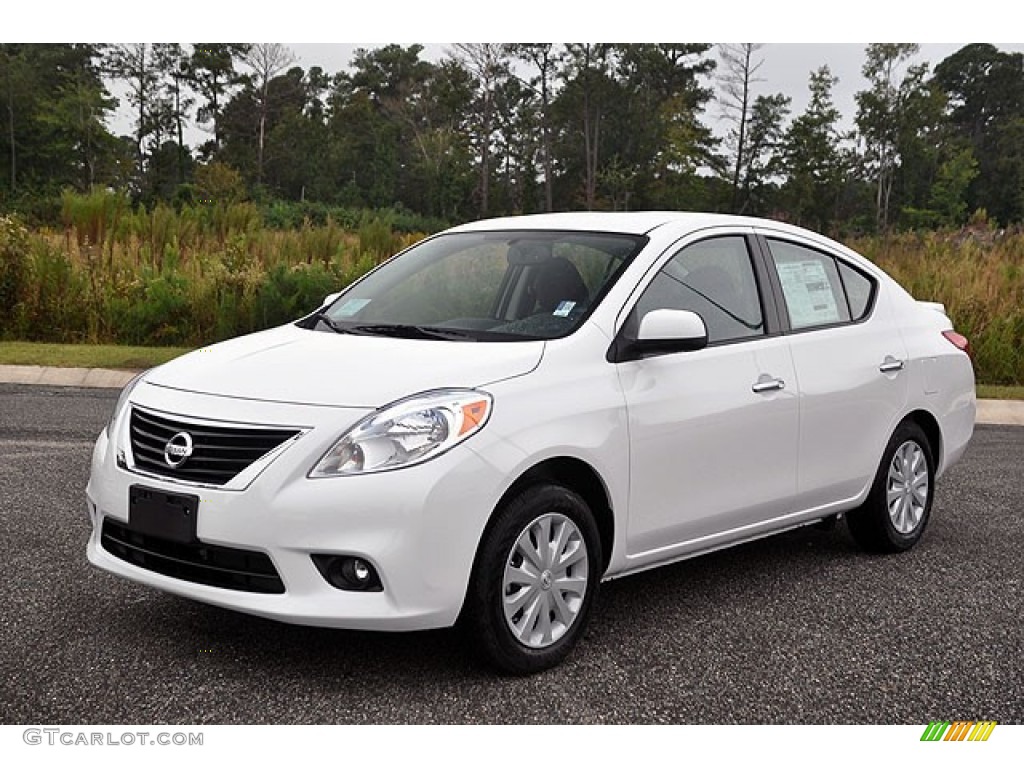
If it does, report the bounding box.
[101,518,285,594]
[129,408,299,486]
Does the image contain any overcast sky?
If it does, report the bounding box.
[14,0,1021,145]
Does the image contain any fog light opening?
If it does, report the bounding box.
[350,559,371,584]
[312,554,383,592]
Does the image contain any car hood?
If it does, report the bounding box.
[146,325,545,407]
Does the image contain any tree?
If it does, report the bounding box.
[401,59,475,218]
[558,44,615,209]
[505,44,562,211]
[105,44,162,179]
[933,43,1022,142]
[0,46,29,193]
[933,44,1024,224]
[928,146,978,226]
[37,65,118,190]
[241,43,296,186]
[194,160,245,204]
[737,93,791,215]
[783,66,850,231]
[855,43,929,231]
[326,51,403,209]
[718,43,765,212]
[331,45,457,214]
[188,44,250,157]
[549,44,718,211]
[153,44,194,185]
[1,44,116,197]
[219,62,333,201]
[262,66,332,200]
[450,44,508,217]
[615,44,718,209]
[327,45,477,218]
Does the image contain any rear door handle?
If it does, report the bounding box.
[879,356,905,373]
[752,376,785,393]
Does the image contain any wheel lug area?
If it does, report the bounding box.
[540,570,553,591]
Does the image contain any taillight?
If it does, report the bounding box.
[942,330,971,358]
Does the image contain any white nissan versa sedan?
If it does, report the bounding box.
[87,212,975,673]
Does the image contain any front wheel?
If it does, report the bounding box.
[466,483,602,674]
[847,421,936,553]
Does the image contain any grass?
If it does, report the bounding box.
[0,198,420,352]
[0,342,191,370]
[852,227,1024,387]
[976,384,1024,401]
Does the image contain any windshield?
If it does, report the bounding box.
[307,230,647,341]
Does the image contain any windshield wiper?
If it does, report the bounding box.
[349,324,477,341]
[309,311,352,335]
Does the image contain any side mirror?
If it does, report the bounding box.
[321,291,342,308]
[611,309,707,361]
[637,309,707,349]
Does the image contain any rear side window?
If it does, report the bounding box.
[632,236,765,344]
[837,260,875,320]
[767,240,851,330]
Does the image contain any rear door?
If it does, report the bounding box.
[758,232,909,511]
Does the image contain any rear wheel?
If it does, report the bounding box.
[848,421,935,553]
[466,483,602,674]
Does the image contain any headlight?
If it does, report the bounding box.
[310,389,493,477]
[106,371,147,438]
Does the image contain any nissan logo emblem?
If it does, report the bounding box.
[164,432,194,467]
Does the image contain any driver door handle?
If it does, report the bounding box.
[752,376,785,393]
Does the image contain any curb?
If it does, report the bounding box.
[1,364,1022,426]
[975,400,1024,427]
[0,364,139,389]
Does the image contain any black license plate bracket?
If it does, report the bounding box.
[128,485,199,544]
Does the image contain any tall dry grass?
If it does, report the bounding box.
[852,230,1024,385]
[0,195,420,348]
[1,194,1022,384]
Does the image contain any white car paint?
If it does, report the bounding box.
[86,212,976,639]
[147,323,545,407]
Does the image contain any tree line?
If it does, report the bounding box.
[2,42,1023,234]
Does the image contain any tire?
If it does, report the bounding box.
[847,420,936,553]
[466,483,603,675]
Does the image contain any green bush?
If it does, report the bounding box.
[19,240,90,342]
[260,199,446,234]
[0,215,30,337]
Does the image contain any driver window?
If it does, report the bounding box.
[632,236,765,344]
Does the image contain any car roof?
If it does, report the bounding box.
[447,211,789,237]
[445,211,878,275]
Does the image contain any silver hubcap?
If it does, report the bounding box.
[887,440,929,535]
[503,513,589,649]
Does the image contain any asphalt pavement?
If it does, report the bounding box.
[1,383,1021,724]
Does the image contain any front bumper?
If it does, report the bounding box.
[85,386,505,631]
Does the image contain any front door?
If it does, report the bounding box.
[615,234,799,566]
